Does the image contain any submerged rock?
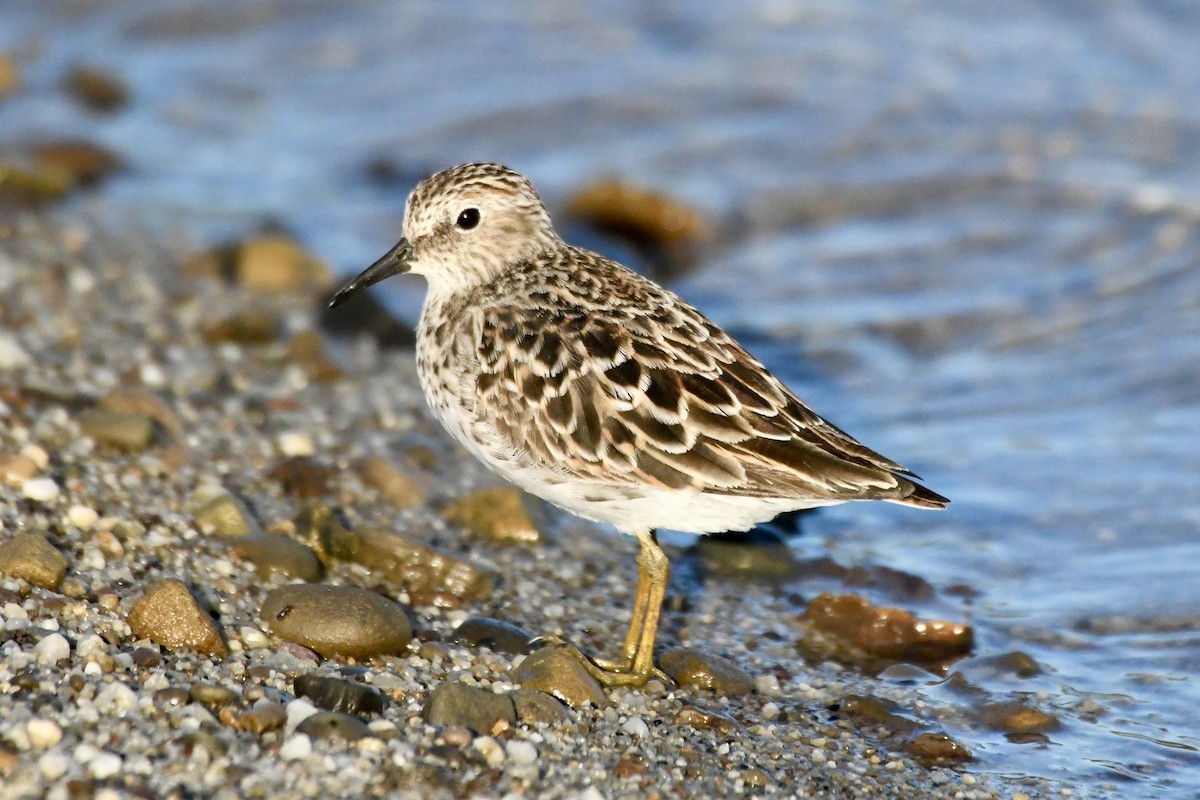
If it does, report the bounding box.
[798,593,973,672]
[62,63,129,113]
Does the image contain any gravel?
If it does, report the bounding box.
[0,212,1061,799]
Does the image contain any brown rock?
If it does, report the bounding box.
[193,488,263,538]
[510,647,610,708]
[0,54,20,99]
[261,583,412,659]
[451,616,535,655]
[799,593,973,670]
[200,309,281,345]
[0,158,72,205]
[0,532,69,590]
[128,579,228,657]
[304,506,496,607]
[356,456,424,509]
[674,703,743,734]
[422,682,516,734]
[236,703,287,734]
[62,63,129,113]
[229,535,323,582]
[660,648,753,695]
[31,140,122,188]
[185,236,331,293]
[286,331,342,383]
[444,487,541,544]
[78,409,157,452]
[512,688,573,727]
[904,731,974,765]
[269,456,334,500]
[693,529,800,580]
[98,388,182,438]
[189,682,238,709]
[296,711,372,741]
[980,701,1060,734]
[568,179,713,280]
[838,694,919,736]
[0,454,39,484]
[0,741,16,777]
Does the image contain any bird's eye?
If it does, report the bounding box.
[456,208,480,230]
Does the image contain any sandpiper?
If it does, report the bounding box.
[330,163,948,687]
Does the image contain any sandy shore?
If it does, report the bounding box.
[0,211,1055,799]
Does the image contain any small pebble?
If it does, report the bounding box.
[21,477,60,502]
[67,505,100,530]
[90,751,122,779]
[0,334,32,370]
[127,579,228,657]
[621,715,650,739]
[473,735,506,767]
[39,751,70,781]
[505,740,538,766]
[33,632,70,664]
[26,719,63,748]
[277,431,315,457]
[279,734,313,761]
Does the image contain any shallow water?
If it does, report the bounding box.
[3,1,1200,795]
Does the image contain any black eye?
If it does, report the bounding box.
[456,208,480,230]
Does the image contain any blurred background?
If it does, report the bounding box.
[3,1,1200,796]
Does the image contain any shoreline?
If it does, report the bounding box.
[0,211,1055,799]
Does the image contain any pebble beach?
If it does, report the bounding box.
[0,211,1059,799]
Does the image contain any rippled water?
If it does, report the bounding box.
[4,1,1200,795]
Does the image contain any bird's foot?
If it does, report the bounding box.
[531,637,671,688]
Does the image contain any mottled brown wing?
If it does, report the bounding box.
[472,280,938,505]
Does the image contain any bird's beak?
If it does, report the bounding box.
[328,238,413,308]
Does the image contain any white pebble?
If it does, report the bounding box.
[34,633,71,664]
[139,362,167,388]
[570,788,606,800]
[279,734,312,761]
[95,681,138,714]
[26,719,63,748]
[3,602,28,620]
[239,625,270,649]
[0,333,32,371]
[620,715,650,739]
[762,702,780,720]
[505,740,538,766]
[89,752,122,779]
[21,477,60,502]
[473,735,506,767]
[285,698,319,731]
[73,742,99,764]
[39,750,71,780]
[21,444,50,469]
[754,674,782,697]
[76,634,108,660]
[67,505,100,530]
[276,431,315,457]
